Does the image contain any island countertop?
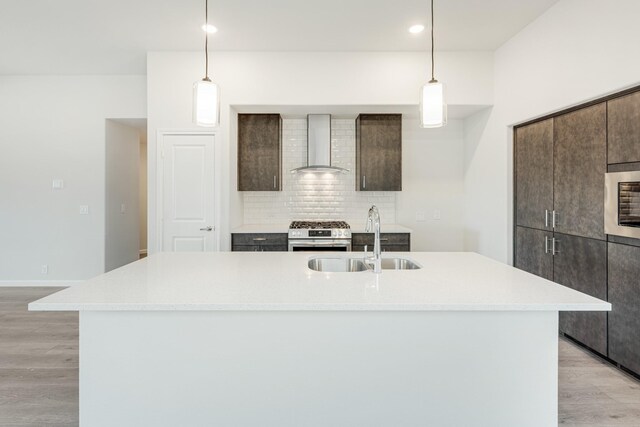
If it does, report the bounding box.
[29,252,611,312]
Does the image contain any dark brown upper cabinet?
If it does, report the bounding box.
[238,114,282,191]
[553,103,606,240]
[515,119,554,231]
[356,114,402,191]
[608,91,640,164]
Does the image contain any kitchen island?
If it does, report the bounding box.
[30,252,610,426]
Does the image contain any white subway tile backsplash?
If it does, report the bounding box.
[243,118,396,225]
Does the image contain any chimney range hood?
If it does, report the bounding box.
[291,114,349,174]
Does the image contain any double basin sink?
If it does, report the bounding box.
[308,256,421,272]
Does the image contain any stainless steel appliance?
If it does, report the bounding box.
[290,115,349,174]
[288,220,352,251]
[605,170,640,239]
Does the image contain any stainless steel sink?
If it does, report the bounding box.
[308,258,369,272]
[380,258,421,270]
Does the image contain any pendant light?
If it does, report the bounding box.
[420,0,447,128]
[193,0,219,127]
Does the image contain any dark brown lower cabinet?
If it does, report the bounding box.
[554,233,608,356]
[231,233,288,252]
[608,243,640,374]
[351,233,410,252]
[515,227,553,281]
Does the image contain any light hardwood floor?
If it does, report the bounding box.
[1,287,639,426]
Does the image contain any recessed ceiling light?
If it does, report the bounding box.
[202,24,218,33]
[408,24,425,34]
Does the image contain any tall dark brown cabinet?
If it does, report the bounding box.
[553,104,607,240]
[238,114,282,191]
[355,114,402,191]
[514,102,608,357]
[515,85,640,377]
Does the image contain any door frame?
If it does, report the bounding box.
[155,130,221,253]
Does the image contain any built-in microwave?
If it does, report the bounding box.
[605,170,640,239]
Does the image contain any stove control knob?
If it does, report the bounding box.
[332,230,337,237]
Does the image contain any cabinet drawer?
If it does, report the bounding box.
[232,233,288,246]
[352,233,410,247]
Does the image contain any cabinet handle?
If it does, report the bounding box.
[273,176,277,189]
[253,237,267,242]
[363,175,366,189]
[552,210,559,228]
[544,210,549,228]
[379,238,389,242]
[544,236,550,254]
[552,238,560,255]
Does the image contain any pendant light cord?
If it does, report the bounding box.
[204,0,210,81]
[430,0,435,82]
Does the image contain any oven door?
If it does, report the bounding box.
[605,170,640,239]
[288,239,352,252]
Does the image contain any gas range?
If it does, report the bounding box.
[288,221,351,238]
[288,221,351,251]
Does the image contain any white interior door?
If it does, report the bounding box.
[162,134,216,251]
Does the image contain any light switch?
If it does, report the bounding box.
[79,205,90,215]
[432,209,441,220]
[416,211,427,222]
[52,179,64,190]
[120,204,126,214]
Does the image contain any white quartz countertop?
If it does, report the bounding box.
[231,224,412,233]
[29,252,610,312]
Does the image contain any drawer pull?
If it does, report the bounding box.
[253,237,267,242]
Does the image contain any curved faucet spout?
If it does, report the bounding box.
[365,205,382,273]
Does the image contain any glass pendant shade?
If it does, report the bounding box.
[193,79,219,127]
[420,80,447,128]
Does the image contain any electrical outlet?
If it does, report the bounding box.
[432,209,441,220]
[41,264,48,275]
[120,203,126,214]
[79,205,89,215]
[52,179,64,190]
[416,211,427,222]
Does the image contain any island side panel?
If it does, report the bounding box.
[80,310,558,427]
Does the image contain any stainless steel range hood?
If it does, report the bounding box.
[291,114,349,174]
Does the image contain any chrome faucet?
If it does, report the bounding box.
[365,205,382,273]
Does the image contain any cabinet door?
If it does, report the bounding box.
[554,233,608,355]
[356,114,402,191]
[514,227,553,281]
[553,103,606,240]
[608,91,640,164]
[238,114,282,191]
[608,243,640,374]
[515,119,554,230]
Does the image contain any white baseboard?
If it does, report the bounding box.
[140,249,148,255]
[0,280,83,287]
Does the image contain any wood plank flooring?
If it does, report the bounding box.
[0,288,78,426]
[1,287,639,426]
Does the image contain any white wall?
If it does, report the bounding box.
[0,76,146,280]
[398,118,465,251]
[105,120,140,272]
[147,51,493,252]
[463,0,640,263]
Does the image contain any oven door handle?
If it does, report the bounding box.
[289,241,350,247]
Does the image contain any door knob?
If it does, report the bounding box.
[200,226,213,232]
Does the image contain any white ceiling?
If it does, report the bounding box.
[0,0,558,75]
